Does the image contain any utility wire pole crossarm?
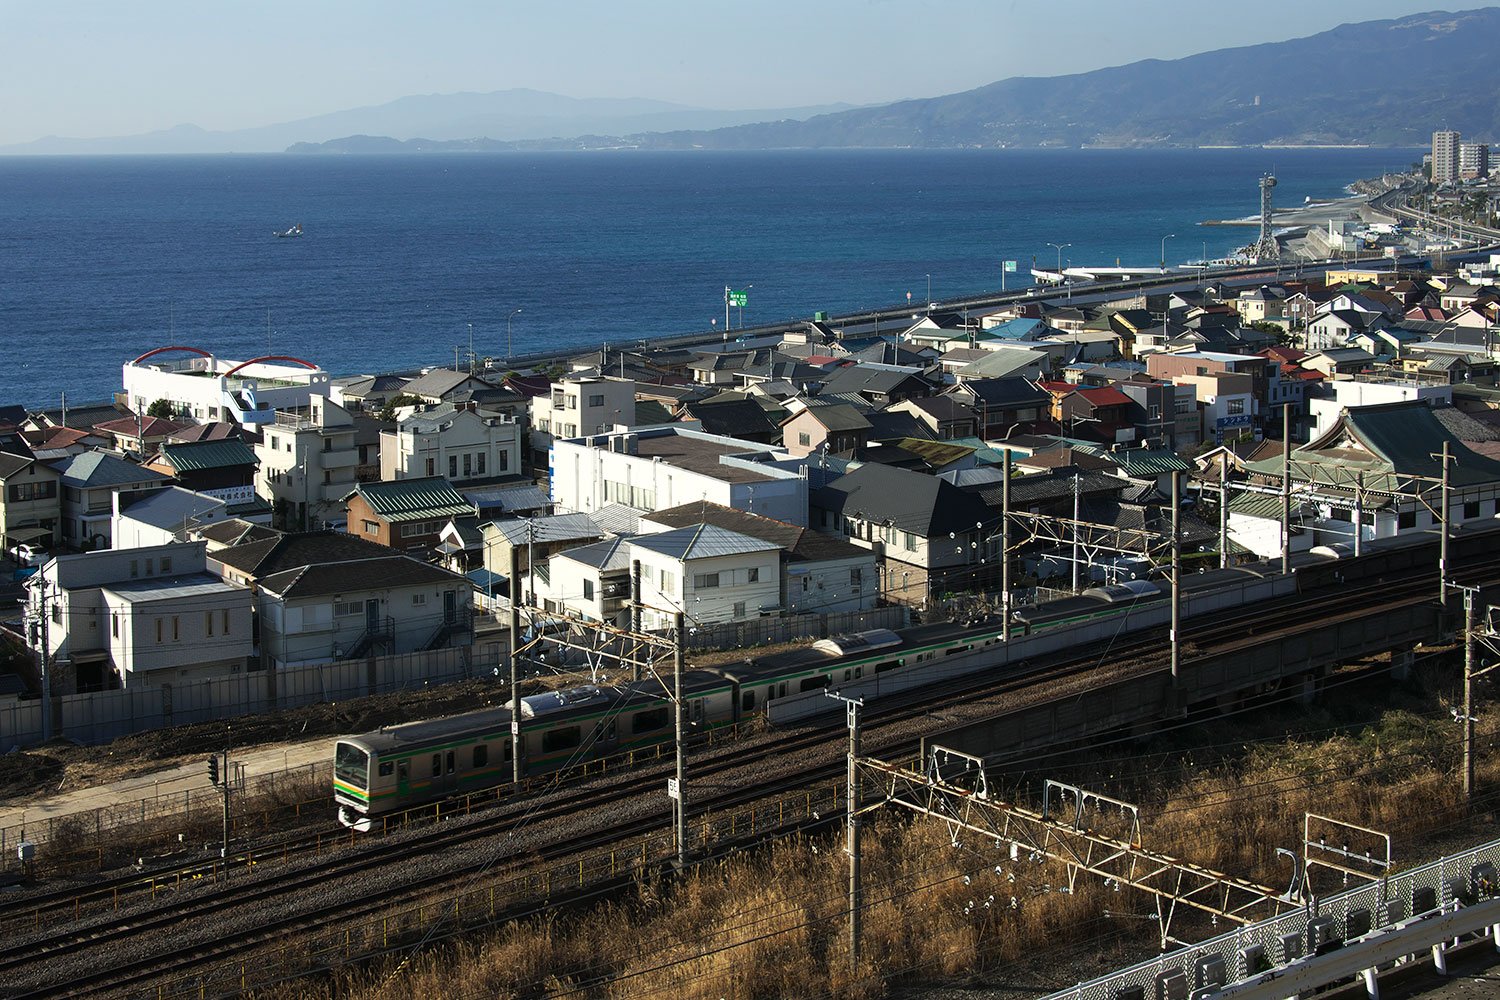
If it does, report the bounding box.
[826,690,866,974]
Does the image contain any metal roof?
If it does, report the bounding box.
[486,512,602,546]
[57,451,172,489]
[157,439,258,472]
[345,477,474,522]
[628,523,781,562]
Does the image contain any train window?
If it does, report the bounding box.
[741,691,755,712]
[633,708,669,733]
[605,721,617,741]
[431,754,441,777]
[875,659,901,674]
[378,761,394,777]
[543,726,581,753]
[503,742,513,761]
[777,682,787,698]
[855,667,863,679]
[945,644,973,656]
[445,751,455,775]
[398,761,409,782]
[473,745,488,769]
[799,676,830,693]
[843,669,851,681]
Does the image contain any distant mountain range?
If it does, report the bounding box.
[293,8,1500,154]
[9,9,1499,156]
[0,89,857,155]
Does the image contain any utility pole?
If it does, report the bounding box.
[1071,472,1081,594]
[1439,441,1452,611]
[827,691,864,976]
[672,611,687,867]
[1281,417,1291,575]
[1001,453,1012,641]
[35,580,52,744]
[1218,457,1228,570]
[1170,470,1181,684]
[508,546,522,785]
[1462,584,1476,805]
[630,559,643,682]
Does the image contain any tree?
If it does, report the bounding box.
[146,398,174,419]
[377,393,420,423]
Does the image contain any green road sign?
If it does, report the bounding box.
[1003,260,1018,272]
[729,290,748,307]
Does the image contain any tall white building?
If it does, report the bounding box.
[254,396,359,530]
[1433,130,1461,184]
[1460,143,1490,180]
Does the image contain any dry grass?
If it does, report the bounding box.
[257,669,1500,1000]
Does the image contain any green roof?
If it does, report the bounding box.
[1072,444,1192,477]
[159,439,258,472]
[346,476,475,523]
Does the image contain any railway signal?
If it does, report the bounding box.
[207,755,219,785]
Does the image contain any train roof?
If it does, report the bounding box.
[344,703,513,754]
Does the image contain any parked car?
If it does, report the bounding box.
[6,542,46,568]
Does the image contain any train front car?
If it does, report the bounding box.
[334,738,376,830]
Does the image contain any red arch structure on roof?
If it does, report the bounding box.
[222,355,321,378]
[130,345,214,366]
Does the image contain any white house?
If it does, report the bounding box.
[254,396,360,530]
[629,524,782,631]
[27,541,252,691]
[548,426,810,527]
[380,404,521,484]
[112,486,231,549]
[530,376,637,465]
[121,348,332,428]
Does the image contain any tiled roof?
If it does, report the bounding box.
[643,500,867,563]
[93,415,187,437]
[260,555,466,599]
[815,463,991,538]
[157,439,259,472]
[56,451,171,489]
[213,530,393,577]
[793,403,872,433]
[345,476,474,522]
[486,513,602,546]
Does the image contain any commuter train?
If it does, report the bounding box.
[334,517,1500,829]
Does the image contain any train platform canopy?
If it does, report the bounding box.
[1246,400,1500,500]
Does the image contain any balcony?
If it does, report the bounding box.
[319,449,359,470]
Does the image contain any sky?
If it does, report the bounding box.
[0,0,1477,146]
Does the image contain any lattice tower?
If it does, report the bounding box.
[1251,173,1280,262]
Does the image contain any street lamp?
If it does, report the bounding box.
[740,284,753,329]
[925,273,932,307]
[507,308,522,362]
[1046,243,1071,283]
[1161,233,1176,270]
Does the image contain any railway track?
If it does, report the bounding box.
[7,552,1492,997]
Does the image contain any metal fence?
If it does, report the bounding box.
[1043,835,1500,1000]
[0,643,503,750]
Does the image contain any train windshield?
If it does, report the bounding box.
[334,742,369,788]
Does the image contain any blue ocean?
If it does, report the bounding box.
[0,148,1417,409]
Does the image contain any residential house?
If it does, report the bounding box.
[630,524,783,630]
[27,541,252,691]
[529,376,637,466]
[887,396,978,441]
[481,512,605,602]
[143,438,265,519]
[816,363,934,407]
[379,403,521,485]
[209,530,473,667]
[955,347,1051,383]
[344,476,476,554]
[55,451,172,551]
[254,395,360,530]
[539,535,634,625]
[780,403,873,458]
[90,414,188,455]
[112,486,231,549]
[944,378,1053,440]
[1302,348,1377,378]
[812,462,992,606]
[677,394,784,444]
[639,501,877,616]
[548,426,810,526]
[0,452,61,555]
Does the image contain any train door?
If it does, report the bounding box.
[444,750,457,792]
[397,758,411,799]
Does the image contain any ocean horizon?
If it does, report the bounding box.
[0,147,1420,410]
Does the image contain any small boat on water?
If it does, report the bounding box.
[276,223,303,238]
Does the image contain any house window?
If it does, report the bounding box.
[463,453,472,478]
[413,593,428,606]
[206,611,214,636]
[425,457,436,477]
[324,469,333,485]
[583,579,595,601]
[498,451,508,471]
[798,432,811,446]
[851,567,862,589]
[172,616,179,641]
[588,394,605,408]
[477,452,486,475]
[111,612,119,638]
[87,607,97,631]
[1398,510,1417,530]
[222,609,231,634]
[160,556,171,574]
[335,601,363,618]
[659,569,676,591]
[449,456,458,479]
[733,601,746,618]
[130,560,139,579]
[694,573,720,589]
[748,567,759,583]
[1228,399,1244,415]
[145,558,154,576]
[1464,500,1481,519]
[156,618,163,643]
[363,520,379,535]
[903,531,917,552]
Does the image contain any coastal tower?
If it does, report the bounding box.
[1250,173,1279,263]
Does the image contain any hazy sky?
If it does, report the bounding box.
[0,0,1472,146]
